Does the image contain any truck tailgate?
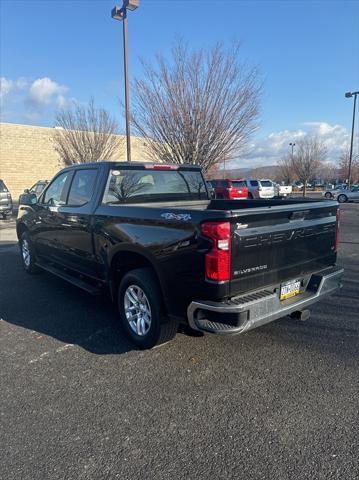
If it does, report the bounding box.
[230,202,338,296]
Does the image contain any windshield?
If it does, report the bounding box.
[0,180,8,192]
[103,168,207,204]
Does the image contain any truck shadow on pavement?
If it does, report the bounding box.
[1,241,358,359]
[0,242,136,355]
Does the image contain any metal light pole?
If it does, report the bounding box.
[289,142,295,158]
[112,1,140,162]
[345,91,359,187]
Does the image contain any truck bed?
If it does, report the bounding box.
[99,197,338,300]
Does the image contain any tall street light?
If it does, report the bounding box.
[289,142,295,158]
[345,90,359,187]
[112,0,140,162]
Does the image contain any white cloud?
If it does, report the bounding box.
[15,77,28,90]
[0,77,14,100]
[0,76,72,123]
[231,121,353,168]
[28,77,68,107]
[0,77,28,101]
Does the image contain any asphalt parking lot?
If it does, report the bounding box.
[0,203,358,480]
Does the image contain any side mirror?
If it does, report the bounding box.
[24,189,30,194]
[19,192,38,206]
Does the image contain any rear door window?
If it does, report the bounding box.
[67,169,98,206]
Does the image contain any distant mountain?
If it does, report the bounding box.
[212,165,279,180]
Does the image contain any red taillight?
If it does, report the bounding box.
[201,221,231,281]
[335,208,340,251]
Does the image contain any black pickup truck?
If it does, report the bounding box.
[17,162,343,348]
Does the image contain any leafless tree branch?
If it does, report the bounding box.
[277,154,297,184]
[53,98,124,165]
[291,136,326,196]
[339,149,359,184]
[131,42,262,172]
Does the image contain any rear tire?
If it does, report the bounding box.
[337,194,347,203]
[248,192,254,199]
[118,268,178,349]
[19,231,39,274]
[324,192,332,199]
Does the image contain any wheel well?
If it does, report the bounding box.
[110,251,164,304]
[16,223,28,240]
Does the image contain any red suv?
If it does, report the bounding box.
[210,179,248,199]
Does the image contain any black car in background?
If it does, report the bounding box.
[26,180,49,197]
[0,179,13,219]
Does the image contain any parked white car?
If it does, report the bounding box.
[244,179,276,199]
[332,186,359,203]
[277,184,293,197]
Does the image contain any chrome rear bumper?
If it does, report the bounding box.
[187,266,344,334]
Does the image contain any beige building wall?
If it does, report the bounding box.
[0,122,151,198]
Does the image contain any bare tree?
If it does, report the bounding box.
[205,162,221,179]
[277,154,297,184]
[339,150,359,184]
[318,162,337,185]
[107,172,150,201]
[53,99,124,165]
[291,137,326,196]
[131,42,261,173]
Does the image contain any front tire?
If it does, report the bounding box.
[118,268,178,349]
[337,194,347,203]
[19,231,39,274]
[324,192,332,199]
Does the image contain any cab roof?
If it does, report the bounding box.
[62,161,202,170]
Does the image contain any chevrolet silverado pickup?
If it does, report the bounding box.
[17,162,343,349]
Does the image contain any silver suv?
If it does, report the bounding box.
[0,180,13,219]
[244,179,276,199]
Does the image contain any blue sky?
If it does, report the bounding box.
[1,0,358,166]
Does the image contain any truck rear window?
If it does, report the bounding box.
[260,180,273,187]
[103,168,207,203]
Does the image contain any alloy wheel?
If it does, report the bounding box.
[22,239,31,267]
[124,285,152,336]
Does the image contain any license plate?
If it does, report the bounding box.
[280,280,301,300]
